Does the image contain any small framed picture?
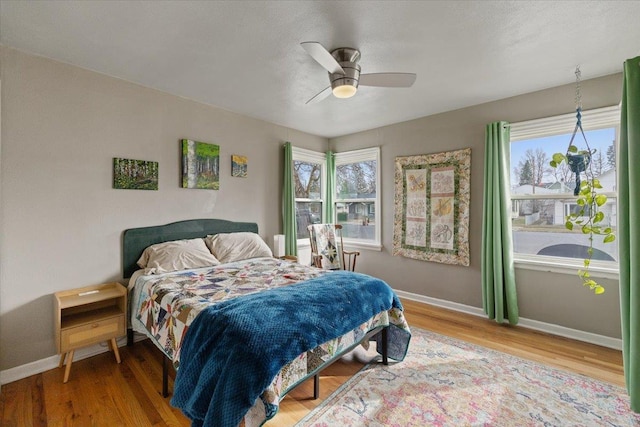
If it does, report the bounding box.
[231,155,247,178]
[113,158,158,190]
[181,139,220,190]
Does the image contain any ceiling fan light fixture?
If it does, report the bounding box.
[332,84,358,98]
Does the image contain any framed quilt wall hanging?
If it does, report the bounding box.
[393,148,470,266]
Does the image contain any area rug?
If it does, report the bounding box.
[296,327,640,427]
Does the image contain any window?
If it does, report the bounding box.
[290,146,381,250]
[292,147,325,241]
[334,147,381,249]
[509,106,619,275]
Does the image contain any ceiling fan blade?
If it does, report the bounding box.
[301,42,345,75]
[305,86,332,105]
[359,73,417,87]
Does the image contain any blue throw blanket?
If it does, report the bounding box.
[171,270,405,427]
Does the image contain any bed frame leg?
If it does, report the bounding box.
[127,329,134,346]
[313,374,320,399]
[162,356,169,398]
[382,327,389,365]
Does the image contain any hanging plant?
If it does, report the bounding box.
[548,68,615,295]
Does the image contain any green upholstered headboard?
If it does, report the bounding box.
[122,219,259,278]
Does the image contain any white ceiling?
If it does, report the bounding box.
[2,1,639,138]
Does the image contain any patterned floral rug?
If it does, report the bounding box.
[296,327,640,427]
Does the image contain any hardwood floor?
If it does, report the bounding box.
[0,299,625,426]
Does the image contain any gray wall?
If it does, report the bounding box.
[0,45,624,372]
[330,73,623,339]
[0,46,327,370]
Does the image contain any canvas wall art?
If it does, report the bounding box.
[113,157,158,190]
[181,139,220,190]
[393,148,471,266]
[231,155,247,177]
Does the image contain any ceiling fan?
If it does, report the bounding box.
[301,41,417,104]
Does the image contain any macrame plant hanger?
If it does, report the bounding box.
[565,66,594,195]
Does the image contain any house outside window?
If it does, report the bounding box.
[334,147,381,249]
[509,106,619,274]
[292,147,325,241]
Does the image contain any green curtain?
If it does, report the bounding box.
[283,142,297,256]
[481,122,519,325]
[324,150,335,223]
[619,55,640,413]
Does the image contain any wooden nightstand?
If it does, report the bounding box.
[54,282,127,383]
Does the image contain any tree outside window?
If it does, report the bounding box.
[292,148,325,240]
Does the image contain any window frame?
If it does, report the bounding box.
[292,147,326,247]
[509,105,620,279]
[334,147,382,250]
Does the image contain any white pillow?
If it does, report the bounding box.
[205,232,273,263]
[137,238,220,274]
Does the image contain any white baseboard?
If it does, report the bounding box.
[0,334,145,386]
[1,293,623,386]
[394,289,623,351]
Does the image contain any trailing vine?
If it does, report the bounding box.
[550,146,614,295]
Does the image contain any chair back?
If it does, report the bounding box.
[308,224,343,270]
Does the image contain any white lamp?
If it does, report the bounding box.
[273,234,285,258]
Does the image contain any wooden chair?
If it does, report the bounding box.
[307,224,360,271]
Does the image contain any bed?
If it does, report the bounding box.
[123,219,411,427]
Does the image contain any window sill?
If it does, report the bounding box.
[298,239,381,252]
[513,255,619,280]
[343,241,383,252]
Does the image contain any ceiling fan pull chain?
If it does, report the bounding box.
[564,65,595,195]
[565,66,591,155]
[574,66,582,112]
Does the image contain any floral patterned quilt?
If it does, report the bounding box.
[129,257,410,426]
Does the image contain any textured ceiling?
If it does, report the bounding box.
[2,1,639,138]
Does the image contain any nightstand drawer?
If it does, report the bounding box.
[60,315,125,352]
